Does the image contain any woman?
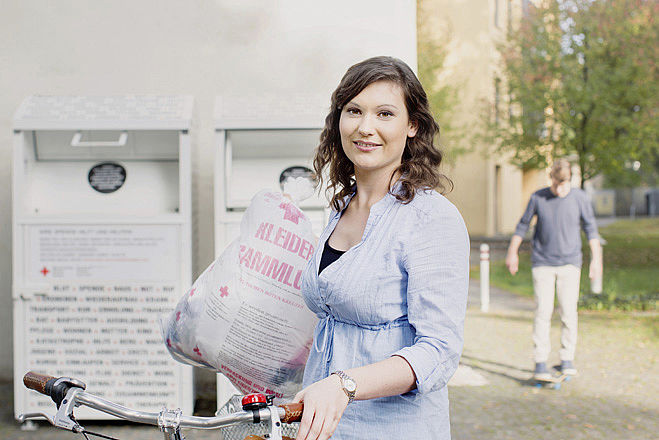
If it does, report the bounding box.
[293,56,469,440]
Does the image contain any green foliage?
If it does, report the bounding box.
[417,0,464,164]
[590,218,659,268]
[579,217,659,310]
[470,253,534,297]
[490,0,659,187]
[473,218,659,311]
[579,282,657,311]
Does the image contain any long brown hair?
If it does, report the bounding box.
[313,56,452,212]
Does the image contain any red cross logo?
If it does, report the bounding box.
[175,311,181,321]
[188,288,196,297]
[279,202,304,224]
[220,286,229,298]
[40,267,50,276]
[193,345,202,357]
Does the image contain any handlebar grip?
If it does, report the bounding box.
[278,403,303,423]
[24,372,56,395]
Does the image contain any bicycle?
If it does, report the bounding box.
[19,371,303,440]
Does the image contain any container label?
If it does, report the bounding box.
[23,282,182,413]
[28,225,179,282]
[88,162,126,193]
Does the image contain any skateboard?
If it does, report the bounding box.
[533,366,573,390]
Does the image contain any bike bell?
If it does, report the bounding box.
[241,393,267,411]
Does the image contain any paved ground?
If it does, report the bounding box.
[1,280,657,439]
[452,282,658,440]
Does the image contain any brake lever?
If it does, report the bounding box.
[18,411,56,425]
[52,387,85,432]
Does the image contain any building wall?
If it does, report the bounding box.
[498,160,525,234]
[522,168,551,205]
[0,0,416,379]
[428,0,527,236]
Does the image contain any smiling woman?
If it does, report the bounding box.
[339,81,417,177]
[313,56,452,214]
[292,56,469,440]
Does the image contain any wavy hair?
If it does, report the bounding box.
[313,56,452,212]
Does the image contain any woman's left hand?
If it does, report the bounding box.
[292,374,349,440]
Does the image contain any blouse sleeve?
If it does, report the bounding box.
[392,204,470,394]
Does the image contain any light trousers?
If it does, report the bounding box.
[531,264,581,363]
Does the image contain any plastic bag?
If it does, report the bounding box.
[162,190,318,399]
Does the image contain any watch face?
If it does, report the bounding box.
[344,379,357,393]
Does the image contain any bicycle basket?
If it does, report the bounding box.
[216,395,299,440]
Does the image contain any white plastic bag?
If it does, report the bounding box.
[162,190,318,398]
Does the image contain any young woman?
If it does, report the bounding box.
[293,56,469,440]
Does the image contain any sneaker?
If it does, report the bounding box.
[560,360,578,376]
[534,362,551,380]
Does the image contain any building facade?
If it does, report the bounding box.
[425,0,548,236]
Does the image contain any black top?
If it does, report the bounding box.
[318,239,346,274]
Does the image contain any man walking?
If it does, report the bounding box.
[506,159,602,379]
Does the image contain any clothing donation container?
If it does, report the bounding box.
[12,95,194,419]
[214,95,330,405]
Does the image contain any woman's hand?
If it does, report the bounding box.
[292,374,348,440]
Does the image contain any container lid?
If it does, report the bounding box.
[214,93,327,130]
[14,95,194,130]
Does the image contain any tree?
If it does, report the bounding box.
[490,0,658,188]
[417,0,464,164]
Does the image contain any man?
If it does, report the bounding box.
[506,159,602,380]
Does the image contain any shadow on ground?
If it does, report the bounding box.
[461,354,534,386]
[450,388,657,440]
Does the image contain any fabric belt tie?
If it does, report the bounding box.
[313,314,335,367]
[312,314,409,369]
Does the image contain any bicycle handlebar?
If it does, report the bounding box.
[21,371,303,427]
[23,371,56,395]
[279,403,303,424]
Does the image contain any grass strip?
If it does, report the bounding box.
[471,218,658,311]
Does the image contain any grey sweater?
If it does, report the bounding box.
[514,187,599,267]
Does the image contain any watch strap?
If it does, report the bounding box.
[331,370,356,404]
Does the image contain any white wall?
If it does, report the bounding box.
[0,1,416,379]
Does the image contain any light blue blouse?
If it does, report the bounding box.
[301,184,470,439]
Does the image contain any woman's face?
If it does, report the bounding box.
[339,80,417,177]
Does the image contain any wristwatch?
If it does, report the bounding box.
[331,370,357,404]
